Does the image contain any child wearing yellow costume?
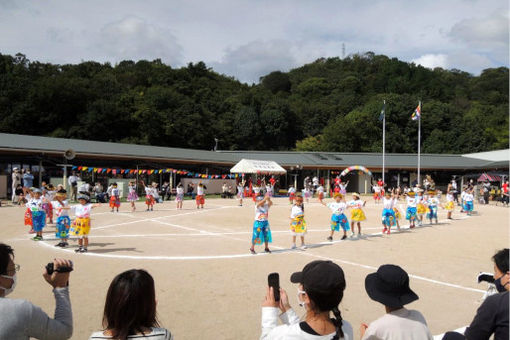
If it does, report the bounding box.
[347,193,367,238]
[290,195,307,249]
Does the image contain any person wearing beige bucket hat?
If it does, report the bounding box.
[360,264,433,340]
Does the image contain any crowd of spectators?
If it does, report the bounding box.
[0,241,507,340]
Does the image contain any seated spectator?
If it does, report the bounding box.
[89,269,172,340]
[0,243,73,339]
[261,260,353,339]
[93,182,106,203]
[15,184,25,205]
[360,264,432,340]
[463,248,509,340]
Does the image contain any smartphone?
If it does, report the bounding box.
[268,272,280,301]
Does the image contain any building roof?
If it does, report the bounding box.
[463,149,510,162]
[0,133,507,170]
[0,133,237,165]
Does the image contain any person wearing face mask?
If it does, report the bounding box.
[463,248,509,340]
[0,243,73,340]
[260,260,353,339]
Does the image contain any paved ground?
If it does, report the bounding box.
[2,196,508,339]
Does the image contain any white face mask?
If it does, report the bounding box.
[1,274,17,296]
[297,289,306,308]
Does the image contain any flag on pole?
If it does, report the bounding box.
[411,102,421,120]
[379,101,386,121]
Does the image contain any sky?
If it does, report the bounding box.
[0,0,508,83]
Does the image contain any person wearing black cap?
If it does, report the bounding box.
[261,260,353,339]
[360,264,432,340]
[463,248,509,340]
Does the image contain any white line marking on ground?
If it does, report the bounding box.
[32,207,483,293]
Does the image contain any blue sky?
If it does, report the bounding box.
[0,0,508,83]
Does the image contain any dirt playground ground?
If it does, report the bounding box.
[2,196,509,339]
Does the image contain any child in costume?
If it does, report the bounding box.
[321,193,350,241]
[127,180,138,212]
[42,184,55,224]
[265,183,273,197]
[250,193,273,254]
[237,180,245,206]
[176,183,184,209]
[69,194,100,253]
[406,191,417,228]
[426,190,440,224]
[141,180,155,211]
[290,195,307,249]
[52,189,71,248]
[196,183,206,209]
[316,184,325,203]
[444,190,455,219]
[303,187,312,203]
[339,181,349,196]
[416,190,427,226]
[460,186,467,213]
[23,187,34,233]
[464,189,474,216]
[381,189,398,234]
[373,184,381,204]
[288,185,296,204]
[109,182,121,213]
[26,188,48,241]
[347,193,367,237]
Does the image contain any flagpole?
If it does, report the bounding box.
[382,100,386,185]
[417,100,421,185]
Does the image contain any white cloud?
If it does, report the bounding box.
[211,40,298,83]
[449,12,509,48]
[412,54,449,69]
[0,0,507,81]
[98,16,183,65]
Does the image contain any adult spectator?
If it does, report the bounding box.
[89,269,172,340]
[450,179,459,204]
[0,243,73,339]
[501,180,509,206]
[463,248,508,340]
[78,182,91,196]
[222,182,229,198]
[22,169,34,195]
[482,181,491,204]
[161,181,170,201]
[11,167,21,203]
[67,172,80,202]
[261,260,353,339]
[93,182,106,203]
[360,264,433,340]
[14,185,24,205]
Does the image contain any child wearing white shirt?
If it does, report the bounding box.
[321,193,350,241]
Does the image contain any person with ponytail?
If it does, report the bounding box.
[260,260,353,339]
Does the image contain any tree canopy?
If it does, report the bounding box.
[0,52,507,153]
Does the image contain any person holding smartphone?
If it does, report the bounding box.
[0,243,73,339]
[261,260,353,339]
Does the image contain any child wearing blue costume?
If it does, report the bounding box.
[321,193,350,241]
[250,193,273,254]
[26,188,48,241]
[406,191,417,228]
[426,190,439,224]
[52,188,71,247]
[382,189,399,234]
[463,188,474,216]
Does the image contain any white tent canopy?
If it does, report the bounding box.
[230,159,287,174]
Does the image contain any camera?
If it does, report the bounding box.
[46,261,74,275]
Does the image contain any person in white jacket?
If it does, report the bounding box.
[261,260,353,340]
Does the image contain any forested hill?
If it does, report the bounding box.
[0,52,507,153]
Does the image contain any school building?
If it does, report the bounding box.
[0,132,508,197]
